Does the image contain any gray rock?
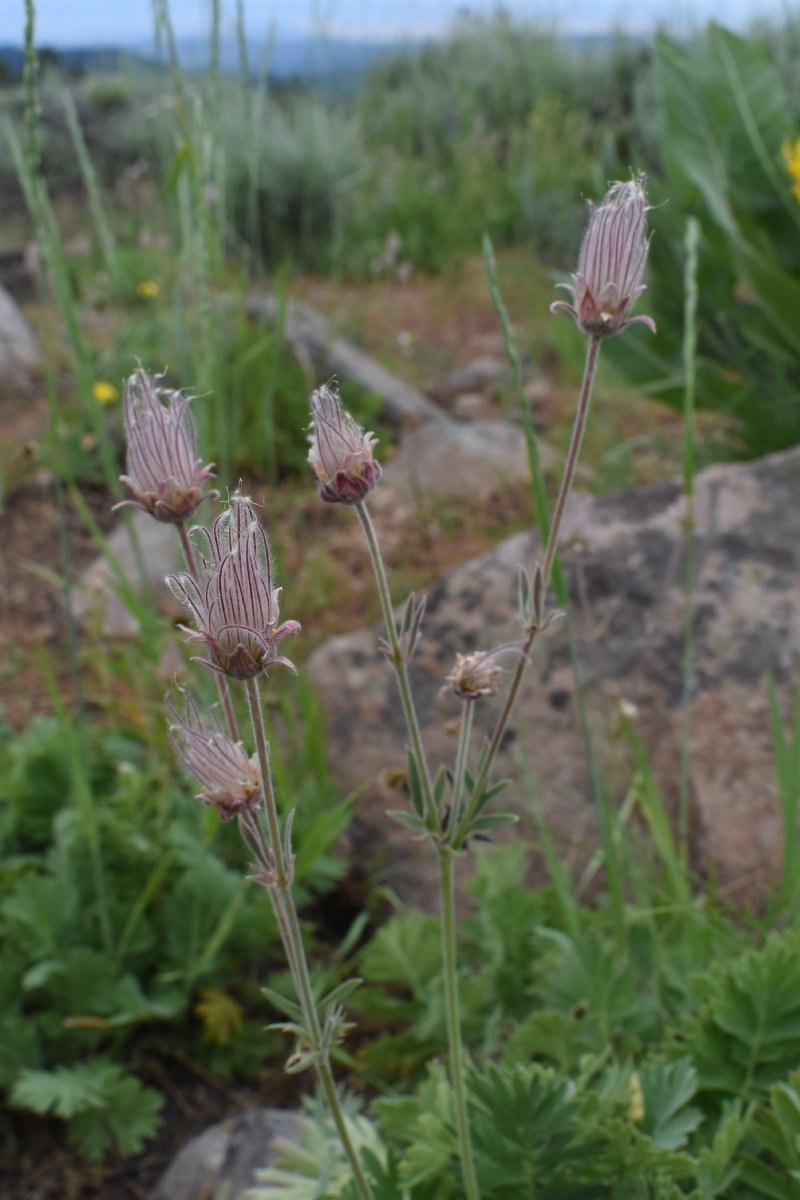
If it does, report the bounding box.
[0,246,38,303]
[246,293,546,503]
[307,446,800,905]
[428,357,511,402]
[149,1107,301,1200]
[246,292,443,429]
[0,282,40,392]
[75,507,184,637]
[380,417,557,503]
[450,390,495,421]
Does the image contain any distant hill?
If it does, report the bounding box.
[153,33,404,80]
[0,44,159,81]
[0,28,643,92]
[0,34,405,88]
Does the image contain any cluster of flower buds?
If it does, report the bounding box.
[551,174,655,339]
[125,166,652,830]
[166,687,261,820]
[116,367,217,522]
[168,492,300,680]
[307,382,381,504]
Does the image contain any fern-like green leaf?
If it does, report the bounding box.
[359,912,441,997]
[638,1057,703,1150]
[2,875,78,960]
[469,1061,590,1193]
[68,1070,163,1160]
[536,927,657,1051]
[694,1101,746,1198]
[683,932,800,1101]
[11,1062,112,1119]
[740,1073,800,1197]
[504,1008,596,1071]
[11,1059,162,1161]
[737,1154,800,1200]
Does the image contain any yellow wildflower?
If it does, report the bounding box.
[135,279,160,300]
[92,380,118,406]
[782,138,800,201]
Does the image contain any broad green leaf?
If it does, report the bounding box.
[639,1057,703,1150]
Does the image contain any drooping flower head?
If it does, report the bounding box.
[551,175,655,338]
[166,687,261,820]
[167,492,300,680]
[308,382,381,504]
[116,367,217,523]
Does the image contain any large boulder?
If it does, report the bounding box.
[307,446,800,906]
[75,507,184,638]
[149,1108,301,1200]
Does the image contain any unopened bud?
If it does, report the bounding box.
[551,175,655,339]
[116,367,217,522]
[167,492,300,680]
[308,383,381,504]
[166,688,261,821]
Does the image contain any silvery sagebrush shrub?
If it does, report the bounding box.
[116,175,654,1199]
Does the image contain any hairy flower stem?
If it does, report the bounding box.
[177,521,239,741]
[243,677,375,1200]
[540,336,601,591]
[354,500,436,824]
[452,335,603,849]
[439,847,481,1200]
[448,701,475,839]
[354,502,480,1197]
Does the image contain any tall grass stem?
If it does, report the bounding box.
[679,217,700,870]
[61,89,120,290]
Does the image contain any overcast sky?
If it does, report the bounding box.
[0,0,794,45]
[0,0,791,45]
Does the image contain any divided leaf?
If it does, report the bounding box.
[682,932,800,1101]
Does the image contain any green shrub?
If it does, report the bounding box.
[607,24,800,457]
[0,681,350,1159]
[254,843,800,1199]
[222,90,364,269]
[81,74,134,114]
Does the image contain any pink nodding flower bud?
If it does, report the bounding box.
[166,688,261,820]
[308,383,381,504]
[550,175,656,339]
[167,492,300,680]
[116,368,218,523]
